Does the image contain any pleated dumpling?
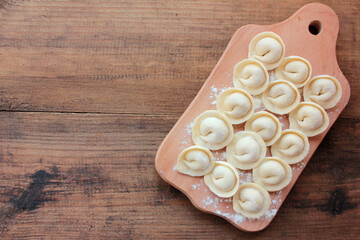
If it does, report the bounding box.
[216,88,254,124]
[192,110,233,150]
[289,102,329,137]
[176,145,215,176]
[245,111,282,146]
[262,80,300,114]
[248,31,285,70]
[275,56,312,88]
[303,75,342,109]
[253,157,292,192]
[233,59,269,95]
[271,129,309,164]
[233,183,271,218]
[226,131,266,170]
[204,161,240,198]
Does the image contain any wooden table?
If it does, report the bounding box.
[0,0,359,239]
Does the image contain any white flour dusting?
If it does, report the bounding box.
[172,164,177,171]
[209,85,231,105]
[292,161,306,171]
[253,94,265,111]
[185,122,194,136]
[225,71,231,80]
[215,210,246,224]
[269,70,276,82]
[264,209,277,219]
[203,196,214,207]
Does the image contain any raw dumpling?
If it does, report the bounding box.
[192,110,234,150]
[303,75,342,109]
[226,131,266,170]
[248,31,285,70]
[289,102,329,137]
[233,182,271,218]
[262,80,300,114]
[244,111,282,146]
[271,129,309,164]
[275,56,312,88]
[253,157,292,192]
[216,88,254,124]
[176,145,215,176]
[204,161,240,198]
[233,59,269,95]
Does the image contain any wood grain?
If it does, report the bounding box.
[0,0,359,239]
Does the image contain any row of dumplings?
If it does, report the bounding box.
[176,31,342,219]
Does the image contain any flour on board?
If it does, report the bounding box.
[253,94,265,111]
[215,210,246,224]
[209,85,231,105]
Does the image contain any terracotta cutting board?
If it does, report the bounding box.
[155,3,350,232]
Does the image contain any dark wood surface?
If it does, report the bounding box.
[0,0,359,239]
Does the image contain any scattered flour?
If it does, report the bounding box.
[292,162,306,171]
[172,164,177,171]
[192,183,201,190]
[185,122,194,136]
[203,196,214,207]
[269,70,276,82]
[215,210,246,224]
[264,209,277,220]
[253,94,265,111]
[239,172,253,184]
[179,121,194,149]
[225,71,232,80]
[209,85,231,105]
[213,151,226,161]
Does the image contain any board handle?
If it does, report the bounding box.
[293,3,339,39]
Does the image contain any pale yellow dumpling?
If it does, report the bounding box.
[253,157,292,192]
[204,161,240,198]
[303,75,342,109]
[262,80,300,114]
[176,145,215,176]
[192,110,233,150]
[271,129,309,164]
[244,111,282,146]
[226,131,266,170]
[275,56,312,88]
[233,59,269,95]
[248,32,285,70]
[216,88,254,124]
[289,102,329,137]
[233,183,271,218]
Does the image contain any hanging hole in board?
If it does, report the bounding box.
[309,20,322,35]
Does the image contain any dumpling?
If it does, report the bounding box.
[176,145,215,176]
[233,182,271,218]
[271,129,309,164]
[303,75,342,109]
[216,88,254,124]
[253,157,292,192]
[192,110,233,150]
[244,111,282,146]
[262,80,300,114]
[226,131,266,170]
[204,161,240,198]
[248,31,285,70]
[289,102,329,137]
[233,59,269,95]
[275,56,312,88]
